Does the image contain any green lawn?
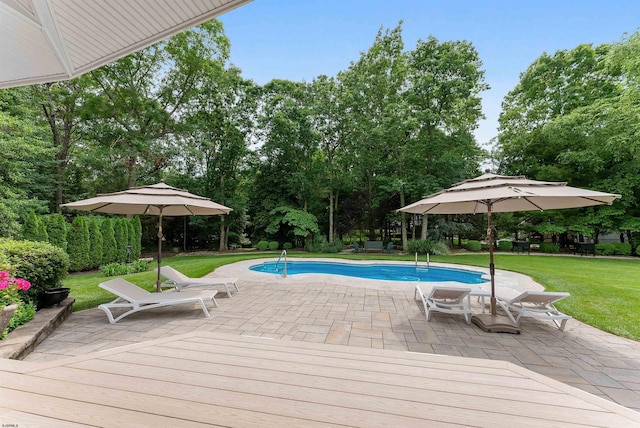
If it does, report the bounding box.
[63,252,640,341]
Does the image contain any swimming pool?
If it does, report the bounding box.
[249,261,486,284]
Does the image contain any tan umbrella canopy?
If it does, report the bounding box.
[0,0,251,88]
[400,173,621,332]
[62,182,232,291]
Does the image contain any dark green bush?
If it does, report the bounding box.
[408,239,449,256]
[22,211,48,242]
[126,221,135,260]
[67,216,90,271]
[497,240,513,251]
[540,242,559,253]
[595,243,631,256]
[88,218,103,269]
[305,236,344,253]
[268,241,279,250]
[113,218,127,263]
[0,239,69,302]
[101,219,117,264]
[45,213,67,250]
[131,216,142,259]
[283,242,293,250]
[465,240,482,251]
[256,240,269,251]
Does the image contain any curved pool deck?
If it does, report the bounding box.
[18,258,640,413]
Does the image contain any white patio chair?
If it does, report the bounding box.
[157,265,239,297]
[98,278,218,324]
[415,285,473,324]
[497,291,571,331]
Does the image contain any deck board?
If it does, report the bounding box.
[1,332,639,427]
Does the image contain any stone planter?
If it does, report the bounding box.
[0,303,18,333]
[38,287,70,309]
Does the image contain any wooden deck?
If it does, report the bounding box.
[1,332,639,427]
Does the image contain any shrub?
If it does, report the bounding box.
[127,220,136,261]
[0,239,69,302]
[497,240,512,252]
[45,213,67,250]
[22,211,48,242]
[131,216,142,259]
[612,242,632,256]
[539,242,559,253]
[305,236,344,253]
[2,301,36,339]
[88,218,103,270]
[101,219,117,264]
[407,239,449,256]
[113,218,127,263]
[268,241,279,250]
[67,216,90,271]
[282,242,293,250]
[256,240,269,251]
[595,243,631,256]
[465,240,482,251]
[101,259,150,277]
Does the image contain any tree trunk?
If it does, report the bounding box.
[219,215,227,251]
[400,190,408,251]
[329,189,334,243]
[421,214,428,240]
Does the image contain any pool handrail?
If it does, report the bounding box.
[275,249,287,278]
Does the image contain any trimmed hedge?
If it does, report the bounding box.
[268,241,279,250]
[101,219,117,264]
[0,239,69,302]
[88,218,103,269]
[256,240,269,251]
[539,242,559,253]
[68,216,90,271]
[22,211,48,242]
[465,240,482,251]
[283,242,293,250]
[497,240,512,251]
[45,213,67,250]
[596,243,632,256]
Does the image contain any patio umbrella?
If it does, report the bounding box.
[62,182,232,292]
[400,173,620,332]
[0,0,251,88]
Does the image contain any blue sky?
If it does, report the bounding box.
[219,1,640,146]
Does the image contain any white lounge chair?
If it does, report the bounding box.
[414,285,473,324]
[157,266,239,298]
[497,291,571,331]
[98,278,218,324]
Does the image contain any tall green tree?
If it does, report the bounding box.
[68,216,90,271]
[45,213,67,250]
[22,211,48,242]
[88,218,104,269]
[100,218,117,264]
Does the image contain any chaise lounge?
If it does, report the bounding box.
[157,266,239,298]
[414,285,473,324]
[98,278,218,324]
[497,291,572,331]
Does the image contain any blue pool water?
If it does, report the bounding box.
[249,261,485,284]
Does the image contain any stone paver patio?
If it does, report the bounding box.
[23,259,640,412]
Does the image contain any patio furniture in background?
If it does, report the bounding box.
[574,242,596,256]
[497,291,572,331]
[364,241,384,252]
[98,278,218,324]
[157,266,239,298]
[352,242,361,253]
[414,285,473,324]
[511,241,531,254]
[384,242,394,253]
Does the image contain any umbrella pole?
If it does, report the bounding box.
[470,202,520,333]
[487,205,497,316]
[156,210,163,292]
